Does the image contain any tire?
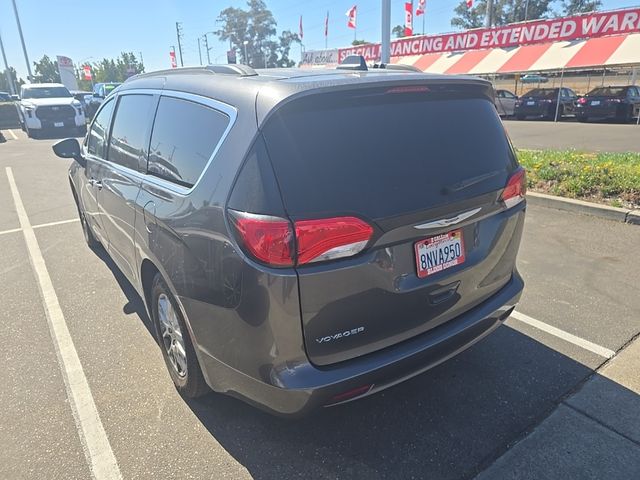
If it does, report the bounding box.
[72,191,101,250]
[516,115,526,121]
[621,105,633,124]
[578,116,589,123]
[151,274,209,398]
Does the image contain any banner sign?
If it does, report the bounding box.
[300,49,340,66]
[56,55,78,91]
[82,65,92,80]
[338,7,640,62]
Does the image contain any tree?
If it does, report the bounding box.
[392,25,406,38]
[33,55,61,83]
[352,39,369,45]
[90,52,144,83]
[216,0,300,68]
[451,0,553,29]
[0,67,23,93]
[560,0,602,16]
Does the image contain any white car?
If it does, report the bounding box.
[495,89,518,117]
[19,83,86,138]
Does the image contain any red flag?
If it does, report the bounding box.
[416,0,426,16]
[82,65,92,80]
[466,0,473,8]
[299,15,303,39]
[324,11,329,38]
[169,50,177,68]
[345,5,357,29]
[404,2,413,36]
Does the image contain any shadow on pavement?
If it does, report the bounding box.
[184,326,611,480]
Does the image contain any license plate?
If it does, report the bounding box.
[415,229,466,279]
[590,100,600,106]
[526,101,535,106]
[54,122,64,127]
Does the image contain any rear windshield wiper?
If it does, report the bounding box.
[443,170,502,194]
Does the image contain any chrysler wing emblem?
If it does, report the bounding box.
[414,207,482,230]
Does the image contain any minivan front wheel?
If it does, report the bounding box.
[151,275,209,398]
[74,198,101,250]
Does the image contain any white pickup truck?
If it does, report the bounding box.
[19,83,86,138]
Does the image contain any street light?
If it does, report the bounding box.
[243,40,249,66]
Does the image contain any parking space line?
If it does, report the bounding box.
[0,227,22,236]
[33,218,80,229]
[7,129,18,140]
[6,167,122,480]
[510,310,616,359]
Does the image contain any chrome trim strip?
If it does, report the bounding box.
[84,88,238,197]
[413,207,482,230]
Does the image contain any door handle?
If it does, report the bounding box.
[88,178,103,190]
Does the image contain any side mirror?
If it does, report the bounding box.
[52,138,84,165]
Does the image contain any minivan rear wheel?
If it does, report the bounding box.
[151,274,209,398]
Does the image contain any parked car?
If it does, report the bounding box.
[575,85,640,123]
[86,82,121,118]
[52,64,526,416]
[18,83,86,138]
[515,87,578,120]
[0,91,12,102]
[71,90,93,115]
[521,74,548,84]
[495,89,518,117]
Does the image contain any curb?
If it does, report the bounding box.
[527,192,640,225]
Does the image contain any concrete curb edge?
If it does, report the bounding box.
[527,192,640,225]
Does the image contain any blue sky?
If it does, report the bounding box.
[1,0,638,81]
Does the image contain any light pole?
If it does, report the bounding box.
[11,0,33,82]
[202,32,215,64]
[381,0,391,64]
[243,40,249,66]
[0,30,17,95]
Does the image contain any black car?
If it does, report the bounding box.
[52,64,526,416]
[0,91,12,101]
[575,85,640,123]
[515,87,578,120]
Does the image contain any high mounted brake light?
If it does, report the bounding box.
[386,86,430,94]
[500,168,526,209]
[229,211,374,267]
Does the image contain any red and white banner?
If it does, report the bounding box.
[346,5,357,29]
[404,2,413,36]
[466,0,473,9]
[339,7,640,62]
[325,11,329,38]
[416,0,426,16]
[299,15,304,39]
[169,50,177,68]
[82,65,92,80]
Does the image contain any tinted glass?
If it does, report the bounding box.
[147,96,229,187]
[108,94,155,170]
[588,87,626,97]
[87,98,115,158]
[525,88,558,99]
[262,90,516,219]
[22,86,72,99]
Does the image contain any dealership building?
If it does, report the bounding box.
[302,7,640,94]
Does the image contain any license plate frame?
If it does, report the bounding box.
[54,122,64,127]
[415,229,466,279]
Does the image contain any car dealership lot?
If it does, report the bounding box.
[1,131,639,479]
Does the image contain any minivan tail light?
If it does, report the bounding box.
[229,211,294,267]
[295,217,373,265]
[500,168,527,209]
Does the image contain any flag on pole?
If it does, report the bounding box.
[299,15,303,39]
[324,11,329,38]
[416,0,426,16]
[346,5,357,29]
[169,50,177,68]
[404,2,413,36]
[82,65,92,80]
[466,0,473,8]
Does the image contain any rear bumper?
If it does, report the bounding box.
[575,106,619,119]
[198,271,524,416]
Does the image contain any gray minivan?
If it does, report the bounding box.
[53,64,526,416]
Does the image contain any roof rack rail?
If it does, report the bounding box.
[372,63,422,72]
[337,55,368,71]
[126,64,258,82]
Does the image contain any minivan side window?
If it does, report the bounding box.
[107,94,155,171]
[87,98,115,158]
[147,96,230,188]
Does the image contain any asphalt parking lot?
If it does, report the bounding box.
[1,129,639,479]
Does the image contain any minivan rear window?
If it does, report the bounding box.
[261,89,516,220]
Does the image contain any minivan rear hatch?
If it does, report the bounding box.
[259,80,526,366]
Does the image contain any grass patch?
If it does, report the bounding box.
[517,149,640,209]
